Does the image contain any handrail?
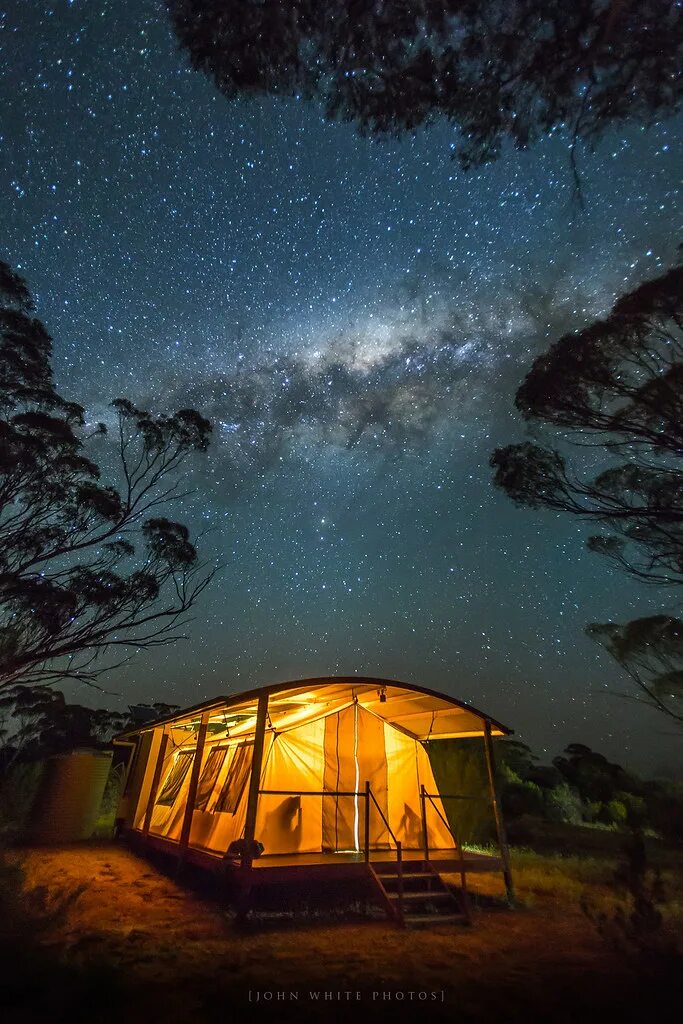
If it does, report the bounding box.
[258,789,362,797]
[364,780,404,926]
[423,788,461,850]
[421,784,470,919]
[423,792,485,801]
[256,784,405,924]
[364,781,401,851]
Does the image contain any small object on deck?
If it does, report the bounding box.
[227,838,265,860]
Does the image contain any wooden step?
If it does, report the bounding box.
[377,876,439,888]
[376,871,434,881]
[375,863,432,873]
[403,912,466,928]
[390,890,454,902]
[369,860,473,928]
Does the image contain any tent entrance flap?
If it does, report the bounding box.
[321,702,388,852]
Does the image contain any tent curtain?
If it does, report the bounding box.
[254,718,326,854]
[322,702,389,852]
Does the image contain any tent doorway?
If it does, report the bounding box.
[321,701,389,852]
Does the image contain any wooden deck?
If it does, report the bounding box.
[122,828,508,927]
[250,847,502,875]
[124,828,502,880]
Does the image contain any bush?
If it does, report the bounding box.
[502,780,545,819]
[583,800,604,824]
[543,784,584,824]
[620,792,648,828]
[602,800,628,827]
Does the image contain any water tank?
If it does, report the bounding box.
[27,748,113,844]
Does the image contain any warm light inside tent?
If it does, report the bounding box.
[119,678,510,862]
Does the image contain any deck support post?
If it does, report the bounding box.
[178,711,210,870]
[142,726,170,839]
[236,692,269,923]
[483,720,515,904]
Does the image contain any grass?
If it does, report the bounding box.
[0,830,681,1023]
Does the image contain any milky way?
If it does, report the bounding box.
[1,0,681,770]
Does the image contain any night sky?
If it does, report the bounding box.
[2,1,681,772]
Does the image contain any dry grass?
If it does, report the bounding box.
[1,839,682,1024]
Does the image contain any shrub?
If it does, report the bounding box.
[502,780,545,819]
[620,792,648,828]
[602,800,628,827]
[543,784,584,824]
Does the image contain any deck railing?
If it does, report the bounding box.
[420,785,471,916]
[256,785,405,924]
[363,780,404,925]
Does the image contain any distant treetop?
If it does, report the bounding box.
[167,0,682,169]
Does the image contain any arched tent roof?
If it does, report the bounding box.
[116,676,511,743]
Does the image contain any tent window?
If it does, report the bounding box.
[195,747,228,811]
[156,750,194,806]
[215,743,253,814]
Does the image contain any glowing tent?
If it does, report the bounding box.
[115,677,513,924]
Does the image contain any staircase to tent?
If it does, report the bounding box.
[360,780,473,927]
[368,859,471,928]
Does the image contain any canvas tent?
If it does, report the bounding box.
[115,677,511,874]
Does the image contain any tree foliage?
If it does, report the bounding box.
[491,259,683,721]
[553,742,641,803]
[497,739,683,841]
[0,261,213,690]
[587,617,683,722]
[167,0,682,175]
[0,684,178,765]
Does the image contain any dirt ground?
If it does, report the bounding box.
[2,841,682,1024]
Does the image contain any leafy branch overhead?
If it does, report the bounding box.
[491,258,683,721]
[167,0,682,173]
[0,260,214,690]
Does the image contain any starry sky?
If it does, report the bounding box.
[2,0,681,773]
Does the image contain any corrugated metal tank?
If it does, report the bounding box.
[27,748,113,844]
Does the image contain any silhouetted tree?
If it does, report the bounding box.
[0,261,213,690]
[497,738,538,778]
[553,743,640,803]
[587,617,683,723]
[0,685,179,765]
[491,258,683,722]
[167,0,682,183]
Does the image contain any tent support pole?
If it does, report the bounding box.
[177,711,210,870]
[420,784,430,860]
[142,726,170,839]
[483,720,515,904]
[236,692,269,923]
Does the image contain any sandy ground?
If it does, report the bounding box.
[3,841,682,1024]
